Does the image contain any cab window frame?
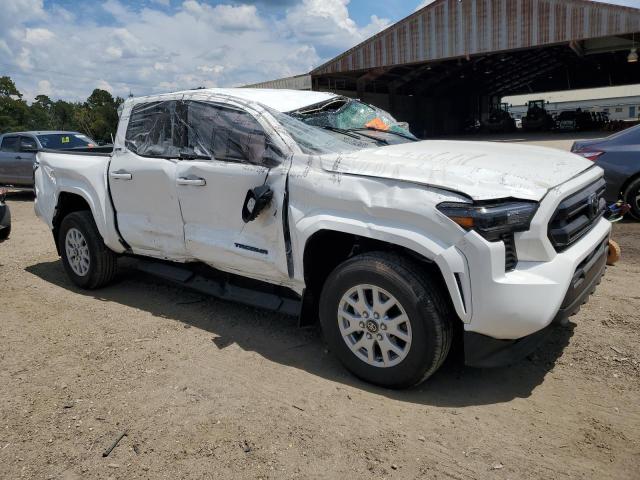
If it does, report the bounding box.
[19,135,38,152]
[182,100,281,167]
[0,135,19,152]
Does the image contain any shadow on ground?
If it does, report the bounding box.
[26,259,574,408]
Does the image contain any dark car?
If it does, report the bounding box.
[0,131,102,188]
[572,124,640,219]
[0,188,10,241]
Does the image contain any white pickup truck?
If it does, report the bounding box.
[34,88,611,388]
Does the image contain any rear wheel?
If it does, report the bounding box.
[58,211,117,289]
[319,252,453,389]
[624,177,640,220]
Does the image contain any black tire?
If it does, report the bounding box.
[0,206,10,241]
[623,177,640,220]
[58,211,117,289]
[319,252,453,389]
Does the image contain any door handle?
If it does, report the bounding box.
[177,177,206,186]
[15,156,22,160]
[110,170,132,180]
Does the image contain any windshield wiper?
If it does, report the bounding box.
[352,127,418,142]
[321,126,388,145]
[320,126,363,139]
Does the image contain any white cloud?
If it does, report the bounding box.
[415,0,435,11]
[96,80,114,93]
[24,28,55,45]
[0,0,45,30]
[182,2,265,31]
[37,79,52,96]
[284,0,390,49]
[0,0,389,101]
[102,0,132,19]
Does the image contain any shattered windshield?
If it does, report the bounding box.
[290,98,417,143]
[267,106,371,155]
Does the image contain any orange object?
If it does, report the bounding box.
[607,239,621,266]
[450,216,475,229]
[365,117,390,131]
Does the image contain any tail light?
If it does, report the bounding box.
[574,149,604,162]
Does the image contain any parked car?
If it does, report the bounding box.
[34,88,611,388]
[0,131,101,187]
[0,188,10,241]
[572,124,640,219]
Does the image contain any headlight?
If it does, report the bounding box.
[437,200,538,241]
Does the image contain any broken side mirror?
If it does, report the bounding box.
[242,184,273,223]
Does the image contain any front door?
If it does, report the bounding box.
[175,100,291,284]
[17,136,38,185]
[0,135,21,185]
[108,100,188,258]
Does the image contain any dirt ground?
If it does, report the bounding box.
[1,136,639,479]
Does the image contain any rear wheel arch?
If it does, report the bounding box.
[52,191,93,253]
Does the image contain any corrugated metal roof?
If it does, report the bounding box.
[311,0,640,76]
[243,74,312,90]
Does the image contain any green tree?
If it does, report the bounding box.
[0,76,28,133]
[0,76,22,98]
[0,77,122,141]
[27,94,55,130]
[52,100,79,131]
[75,89,123,143]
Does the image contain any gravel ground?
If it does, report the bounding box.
[1,136,639,479]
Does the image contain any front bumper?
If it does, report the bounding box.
[457,214,610,340]
[464,234,608,367]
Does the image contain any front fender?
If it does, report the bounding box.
[293,214,471,322]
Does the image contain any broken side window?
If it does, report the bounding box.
[125,101,184,158]
[183,101,279,166]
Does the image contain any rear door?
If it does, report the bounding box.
[174,100,292,284]
[108,100,188,258]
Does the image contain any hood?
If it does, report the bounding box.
[322,140,594,201]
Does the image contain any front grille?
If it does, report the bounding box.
[503,234,518,271]
[548,178,606,252]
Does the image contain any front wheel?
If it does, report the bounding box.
[319,252,453,389]
[58,211,118,289]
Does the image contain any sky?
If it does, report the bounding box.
[1,0,638,102]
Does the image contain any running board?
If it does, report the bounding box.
[134,260,301,317]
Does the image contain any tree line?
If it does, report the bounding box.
[0,76,124,144]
